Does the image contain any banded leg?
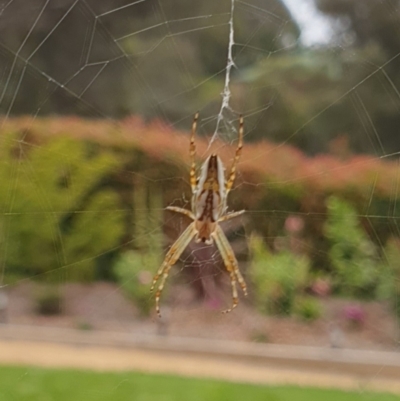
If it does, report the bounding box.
[226,115,244,194]
[190,112,199,193]
[166,206,195,220]
[151,222,197,317]
[223,271,238,314]
[212,225,247,313]
[217,210,245,223]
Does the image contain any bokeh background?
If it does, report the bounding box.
[1,0,400,399]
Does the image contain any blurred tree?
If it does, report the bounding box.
[314,0,400,154]
[0,0,298,120]
[237,42,398,154]
[238,49,347,151]
[316,0,400,60]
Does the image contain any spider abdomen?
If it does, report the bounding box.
[194,155,226,221]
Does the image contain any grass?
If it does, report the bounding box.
[0,365,398,401]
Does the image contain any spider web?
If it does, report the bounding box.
[0,0,399,397]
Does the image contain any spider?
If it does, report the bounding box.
[151,113,247,317]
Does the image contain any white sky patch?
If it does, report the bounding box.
[282,0,334,46]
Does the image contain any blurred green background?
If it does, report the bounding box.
[0,0,400,342]
[2,0,400,399]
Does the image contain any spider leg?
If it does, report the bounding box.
[166,206,195,220]
[212,225,247,314]
[224,271,238,315]
[151,222,197,317]
[226,115,244,194]
[190,112,199,193]
[218,210,245,223]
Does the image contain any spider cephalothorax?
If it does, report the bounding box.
[151,113,247,317]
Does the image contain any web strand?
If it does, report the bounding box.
[211,0,236,145]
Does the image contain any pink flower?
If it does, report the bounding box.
[285,216,304,233]
[343,304,366,327]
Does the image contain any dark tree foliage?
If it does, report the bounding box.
[315,0,400,154]
[0,0,298,119]
[316,0,400,60]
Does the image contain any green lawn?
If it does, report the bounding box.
[0,365,399,401]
